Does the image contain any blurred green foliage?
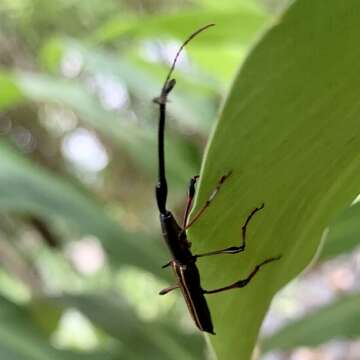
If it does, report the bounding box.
[0,0,359,359]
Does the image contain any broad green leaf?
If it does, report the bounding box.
[93,9,268,46]
[187,1,360,359]
[320,202,360,260]
[0,295,111,360]
[52,293,204,360]
[0,141,162,277]
[262,293,360,352]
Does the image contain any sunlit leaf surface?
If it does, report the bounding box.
[188,1,360,358]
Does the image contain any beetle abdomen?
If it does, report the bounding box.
[172,261,214,334]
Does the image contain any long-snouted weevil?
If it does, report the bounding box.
[154,24,281,335]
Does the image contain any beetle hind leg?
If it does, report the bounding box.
[194,204,265,259]
[159,284,179,295]
[203,255,281,294]
[161,260,173,268]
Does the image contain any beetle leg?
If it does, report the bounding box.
[162,260,174,268]
[193,245,244,259]
[202,256,281,294]
[185,171,232,229]
[182,175,199,228]
[159,284,179,295]
[194,204,264,259]
[241,203,264,247]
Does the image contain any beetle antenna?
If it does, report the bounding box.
[154,24,215,214]
[161,23,215,99]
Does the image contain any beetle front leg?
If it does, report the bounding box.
[185,171,232,229]
[194,204,264,259]
[182,175,199,228]
[202,256,281,294]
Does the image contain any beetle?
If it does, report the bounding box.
[153,24,281,335]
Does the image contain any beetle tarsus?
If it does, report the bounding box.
[242,203,265,243]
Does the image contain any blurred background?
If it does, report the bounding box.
[0,0,359,359]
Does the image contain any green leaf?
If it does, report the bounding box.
[262,293,360,352]
[320,202,360,260]
[0,295,111,360]
[187,1,360,359]
[93,8,268,46]
[0,141,162,276]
